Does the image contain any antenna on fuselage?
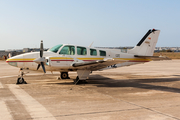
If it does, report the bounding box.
[89,41,94,47]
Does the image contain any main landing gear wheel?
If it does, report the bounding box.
[16,77,27,84]
[61,72,70,79]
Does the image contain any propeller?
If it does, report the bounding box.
[33,40,46,73]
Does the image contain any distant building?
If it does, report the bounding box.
[0,51,8,58]
[23,48,31,52]
[0,51,23,58]
[22,48,47,52]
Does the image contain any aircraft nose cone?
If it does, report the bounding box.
[6,58,18,67]
[6,57,12,63]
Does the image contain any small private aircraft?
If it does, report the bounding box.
[6,29,170,84]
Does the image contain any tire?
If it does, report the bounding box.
[17,77,24,84]
[61,72,68,79]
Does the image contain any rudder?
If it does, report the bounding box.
[128,29,160,56]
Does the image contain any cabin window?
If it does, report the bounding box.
[99,50,106,56]
[77,46,87,55]
[90,49,97,56]
[59,45,75,55]
[48,44,63,53]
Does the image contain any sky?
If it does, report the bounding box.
[0,0,180,50]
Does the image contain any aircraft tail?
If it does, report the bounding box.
[128,29,160,56]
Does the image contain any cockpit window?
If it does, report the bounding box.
[48,44,63,53]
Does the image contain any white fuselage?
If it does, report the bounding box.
[6,44,149,72]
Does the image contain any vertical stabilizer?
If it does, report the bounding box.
[128,29,160,56]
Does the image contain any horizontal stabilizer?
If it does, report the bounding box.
[134,55,171,61]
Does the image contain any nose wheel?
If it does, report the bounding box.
[17,77,27,84]
[16,69,27,84]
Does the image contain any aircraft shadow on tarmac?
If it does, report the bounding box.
[4,73,180,94]
[172,75,180,77]
[88,75,180,94]
[52,74,180,94]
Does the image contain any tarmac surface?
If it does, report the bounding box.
[1,60,180,120]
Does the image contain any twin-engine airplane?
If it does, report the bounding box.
[6,29,170,84]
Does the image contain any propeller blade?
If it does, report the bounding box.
[41,62,46,73]
[40,40,43,58]
[37,64,40,70]
[35,40,46,73]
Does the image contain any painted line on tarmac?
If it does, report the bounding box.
[0,73,53,79]
[0,75,18,79]
[0,100,13,120]
[0,82,4,88]
[8,84,56,120]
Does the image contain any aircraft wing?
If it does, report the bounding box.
[134,55,171,61]
[72,60,105,67]
[71,58,125,71]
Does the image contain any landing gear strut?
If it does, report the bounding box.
[73,70,90,84]
[73,76,87,84]
[17,69,27,84]
[73,76,79,84]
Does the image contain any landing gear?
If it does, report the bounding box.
[17,77,27,84]
[16,69,27,84]
[73,76,79,84]
[61,72,70,79]
[73,76,87,84]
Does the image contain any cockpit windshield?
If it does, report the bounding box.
[48,44,63,53]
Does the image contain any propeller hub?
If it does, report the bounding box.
[33,57,46,64]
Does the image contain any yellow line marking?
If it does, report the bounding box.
[114,58,151,61]
[6,57,150,62]
[77,58,104,60]
[6,58,36,61]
